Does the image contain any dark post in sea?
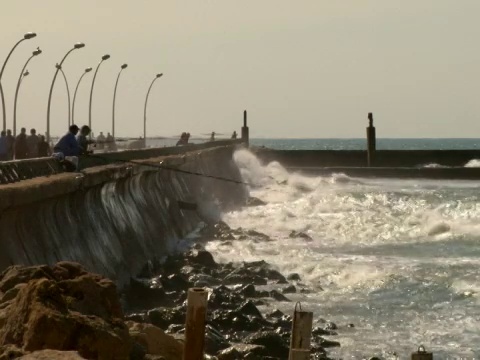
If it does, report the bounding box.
[367,112,376,167]
[242,110,249,147]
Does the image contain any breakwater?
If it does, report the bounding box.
[0,142,247,286]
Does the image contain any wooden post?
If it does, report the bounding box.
[289,304,313,360]
[290,349,310,360]
[241,110,249,147]
[366,112,376,167]
[183,288,208,360]
[411,346,433,360]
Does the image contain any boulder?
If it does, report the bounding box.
[127,321,183,360]
[0,263,131,360]
[286,273,301,281]
[244,331,289,358]
[246,197,267,207]
[282,285,296,294]
[18,350,86,359]
[217,344,266,359]
[269,290,291,302]
[289,231,313,241]
[148,306,185,330]
[186,250,218,269]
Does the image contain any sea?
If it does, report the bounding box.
[200,139,480,359]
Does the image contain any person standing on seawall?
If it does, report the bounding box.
[37,135,50,157]
[26,128,39,158]
[0,131,8,161]
[76,125,95,155]
[14,128,28,160]
[6,130,14,160]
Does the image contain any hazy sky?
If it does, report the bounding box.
[2,1,480,138]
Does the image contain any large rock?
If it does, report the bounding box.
[244,331,289,358]
[19,350,86,359]
[127,321,183,360]
[0,262,131,360]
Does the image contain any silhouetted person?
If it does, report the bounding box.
[176,132,187,146]
[6,130,14,160]
[38,135,50,157]
[76,125,94,155]
[231,131,237,139]
[26,128,39,158]
[186,132,191,144]
[14,128,28,159]
[96,131,106,150]
[0,131,8,161]
[54,125,80,156]
[106,132,116,151]
[210,132,215,142]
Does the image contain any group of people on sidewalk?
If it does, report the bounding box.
[0,128,50,161]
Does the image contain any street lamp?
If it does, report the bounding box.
[112,63,128,138]
[88,54,110,135]
[13,47,42,136]
[56,64,72,128]
[143,73,163,144]
[72,67,92,126]
[0,32,37,131]
[46,42,85,142]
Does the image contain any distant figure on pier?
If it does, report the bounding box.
[6,130,14,160]
[231,131,237,139]
[210,132,216,142]
[0,131,8,161]
[38,135,50,157]
[76,125,95,155]
[14,128,28,160]
[186,132,191,144]
[54,125,80,156]
[176,132,187,146]
[26,128,39,158]
[105,132,116,151]
[96,132,106,150]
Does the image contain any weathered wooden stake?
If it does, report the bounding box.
[367,112,376,167]
[290,349,310,360]
[183,288,208,360]
[289,304,313,359]
[241,110,249,147]
[411,345,433,360]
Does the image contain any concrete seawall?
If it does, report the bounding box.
[0,144,247,286]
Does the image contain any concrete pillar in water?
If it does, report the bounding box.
[367,112,376,167]
[241,110,249,147]
[290,349,310,360]
[289,304,313,359]
[183,288,208,360]
[411,346,433,360]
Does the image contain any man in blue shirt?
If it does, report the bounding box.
[54,125,80,156]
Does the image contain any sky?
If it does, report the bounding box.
[1,0,480,139]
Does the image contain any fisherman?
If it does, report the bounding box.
[96,131,106,150]
[231,131,237,139]
[37,135,50,157]
[176,132,187,146]
[5,130,14,160]
[54,125,80,156]
[0,131,8,161]
[105,132,116,151]
[76,125,95,155]
[14,128,28,159]
[26,128,39,158]
[210,132,215,142]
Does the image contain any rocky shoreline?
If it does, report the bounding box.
[0,221,342,360]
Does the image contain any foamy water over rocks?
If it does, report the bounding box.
[206,149,480,359]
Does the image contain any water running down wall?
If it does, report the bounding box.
[0,145,247,287]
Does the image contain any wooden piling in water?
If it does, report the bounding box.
[289,303,313,359]
[183,288,208,360]
[290,349,310,360]
[367,112,376,167]
[411,346,433,360]
[242,110,249,147]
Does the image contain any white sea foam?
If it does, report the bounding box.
[465,159,480,168]
[206,149,480,358]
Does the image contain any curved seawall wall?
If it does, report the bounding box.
[0,145,247,286]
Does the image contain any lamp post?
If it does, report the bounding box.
[143,73,163,144]
[112,63,127,139]
[0,32,37,131]
[13,47,42,136]
[46,42,85,142]
[56,64,72,128]
[88,54,110,134]
[72,67,92,126]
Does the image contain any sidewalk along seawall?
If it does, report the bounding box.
[253,148,480,167]
[0,144,248,287]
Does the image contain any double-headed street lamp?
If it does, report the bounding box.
[72,67,92,126]
[46,42,85,142]
[144,73,163,143]
[13,47,42,136]
[89,54,110,135]
[112,63,128,138]
[56,64,72,128]
[0,32,37,131]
